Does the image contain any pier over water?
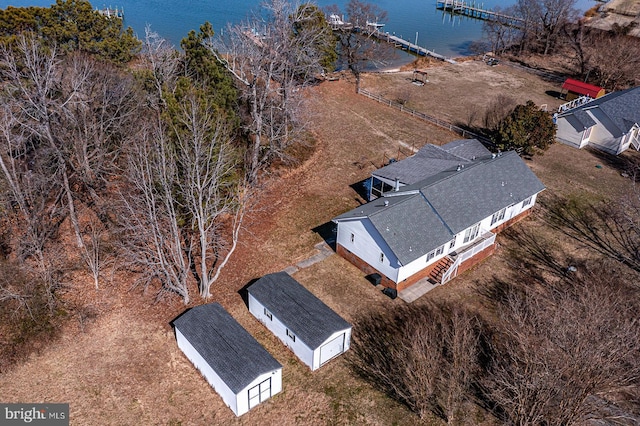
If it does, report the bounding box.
[436,0,524,27]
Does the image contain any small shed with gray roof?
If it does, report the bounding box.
[247,272,352,371]
[172,303,282,416]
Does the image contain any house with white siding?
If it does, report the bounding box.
[247,272,352,371]
[173,303,282,417]
[555,86,640,155]
[333,140,545,293]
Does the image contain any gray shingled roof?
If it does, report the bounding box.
[173,303,281,394]
[441,138,492,160]
[247,272,351,350]
[559,87,640,135]
[420,151,545,234]
[334,149,545,265]
[372,139,490,185]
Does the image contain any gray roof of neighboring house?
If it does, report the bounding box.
[247,272,351,350]
[372,139,490,185]
[559,86,640,135]
[173,303,282,394]
[334,149,545,265]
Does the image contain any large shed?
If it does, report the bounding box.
[561,78,605,101]
[247,272,352,371]
[172,303,282,417]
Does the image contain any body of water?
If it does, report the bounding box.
[4,0,600,58]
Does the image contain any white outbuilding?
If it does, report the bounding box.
[247,272,352,371]
[172,303,282,417]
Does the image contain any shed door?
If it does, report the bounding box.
[248,378,272,409]
[320,334,345,365]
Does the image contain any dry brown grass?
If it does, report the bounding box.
[1,62,637,425]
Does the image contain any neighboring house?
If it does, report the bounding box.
[555,86,640,155]
[247,272,352,371]
[561,78,605,101]
[333,140,545,292]
[172,303,282,417]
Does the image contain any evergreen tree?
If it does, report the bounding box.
[496,100,556,155]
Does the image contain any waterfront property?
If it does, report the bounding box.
[247,272,352,371]
[172,303,282,417]
[333,140,545,293]
[555,86,640,155]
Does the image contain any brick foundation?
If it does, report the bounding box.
[492,209,532,234]
[337,243,495,292]
[336,209,531,292]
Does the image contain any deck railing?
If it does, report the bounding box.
[558,95,593,113]
[441,231,496,284]
[358,88,494,146]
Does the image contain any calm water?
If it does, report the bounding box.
[3,0,599,58]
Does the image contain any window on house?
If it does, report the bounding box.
[435,245,444,256]
[380,253,384,263]
[350,233,355,243]
[264,308,272,320]
[286,329,296,342]
[449,236,457,249]
[491,208,506,226]
[522,196,533,207]
[426,250,435,262]
[463,222,481,244]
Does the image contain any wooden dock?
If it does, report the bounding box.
[436,0,524,27]
[371,30,457,64]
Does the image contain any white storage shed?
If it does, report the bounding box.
[173,303,282,417]
[247,272,352,371]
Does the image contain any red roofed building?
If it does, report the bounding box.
[561,78,605,100]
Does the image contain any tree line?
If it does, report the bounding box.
[0,0,339,369]
[479,0,640,90]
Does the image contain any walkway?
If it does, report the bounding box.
[283,241,334,275]
[398,277,439,303]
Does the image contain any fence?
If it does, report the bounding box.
[357,88,494,146]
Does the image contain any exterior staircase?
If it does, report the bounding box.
[429,256,454,283]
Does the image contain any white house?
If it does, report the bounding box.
[555,86,640,155]
[333,140,546,293]
[172,303,282,417]
[247,272,352,371]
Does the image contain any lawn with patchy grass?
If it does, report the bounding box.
[1,64,638,425]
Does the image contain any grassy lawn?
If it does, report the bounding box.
[1,64,638,425]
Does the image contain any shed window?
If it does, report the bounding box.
[491,208,506,225]
[264,308,272,320]
[286,329,296,342]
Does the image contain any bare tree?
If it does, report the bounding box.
[209,0,327,181]
[349,302,484,423]
[545,192,640,275]
[583,31,640,90]
[118,119,192,303]
[172,94,245,299]
[482,266,640,425]
[514,0,579,55]
[328,0,389,92]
